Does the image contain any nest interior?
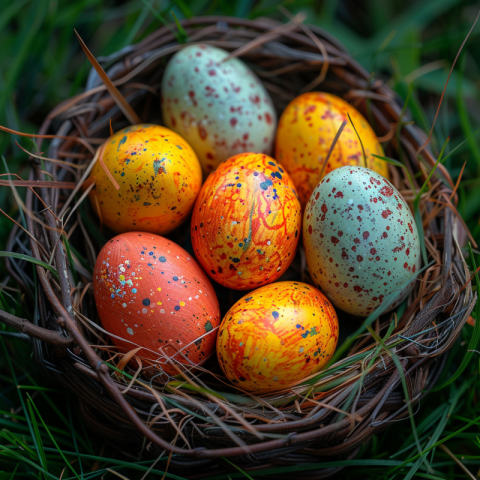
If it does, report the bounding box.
[2,15,477,479]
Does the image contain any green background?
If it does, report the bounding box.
[0,0,479,478]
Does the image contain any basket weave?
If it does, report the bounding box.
[2,15,477,479]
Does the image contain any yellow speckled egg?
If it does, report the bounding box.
[191,153,301,290]
[162,44,276,175]
[217,282,339,393]
[275,92,389,207]
[88,124,202,235]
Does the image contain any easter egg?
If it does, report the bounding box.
[93,232,220,375]
[161,44,277,175]
[191,153,301,290]
[303,166,421,317]
[217,282,339,393]
[88,124,202,235]
[275,92,389,206]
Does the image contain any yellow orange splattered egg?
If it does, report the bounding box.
[217,282,339,393]
[191,153,301,290]
[88,124,202,235]
[275,92,389,206]
[93,232,220,376]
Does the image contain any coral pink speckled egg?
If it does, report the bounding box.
[303,166,420,317]
[88,124,202,235]
[217,282,339,393]
[93,232,220,375]
[191,153,301,290]
[161,44,277,175]
[276,92,389,207]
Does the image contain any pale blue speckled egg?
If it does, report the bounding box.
[303,166,421,317]
[161,44,276,175]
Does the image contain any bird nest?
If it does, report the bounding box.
[2,15,477,479]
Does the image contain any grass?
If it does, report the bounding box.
[0,0,479,478]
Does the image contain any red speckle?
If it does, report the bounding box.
[342,251,349,260]
[349,267,354,272]
[334,191,344,199]
[358,205,364,211]
[397,203,403,210]
[408,223,413,234]
[321,204,328,214]
[382,232,388,239]
[404,262,408,269]
[370,176,381,186]
[343,282,348,288]
[198,125,207,140]
[406,248,410,256]
[230,118,237,127]
[354,238,361,244]
[227,242,234,248]
[338,231,343,237]
[217,266,223,273]
[381,209,393,219]
[220,253,227,259]
[388,271,391,276]
[208,69,216,76]
[357,216,362,222]
[370,248,376,255]
[188,91,197,107]
[357,255,363,262]
[315,192,320,200]
[380,186,393,197]
[304,105,316,114]
[170,116,177,127]
[206,152,214,160]
[363,231,369,240]
[250,95,260,105]
[354,285,362,292]
[331,236,339,245]
[412,265,416,273]
[265,112,273,125]
[308,225,312,234]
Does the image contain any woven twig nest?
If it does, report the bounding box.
[3,16,477,479]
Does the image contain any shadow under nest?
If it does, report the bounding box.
[2,15,477,479]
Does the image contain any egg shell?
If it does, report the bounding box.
[217,281,339,393]
[88,124,202,235]
[93,232,220,375]
[275,92,390,207]
[303,166,421,317]
[191,153,301,290]
[161,44,277,175]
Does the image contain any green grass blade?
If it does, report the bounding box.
[26,398,49,475]
[222,457,255,480]
[26,393,81,480]
[0,252,59,279]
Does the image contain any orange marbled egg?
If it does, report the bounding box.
[93,232,220,376]
[275,92,389,206]
[191,153,301,290]
[217,282,339,393]
[88,124,202,235]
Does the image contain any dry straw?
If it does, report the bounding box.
[0,16,477,478]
